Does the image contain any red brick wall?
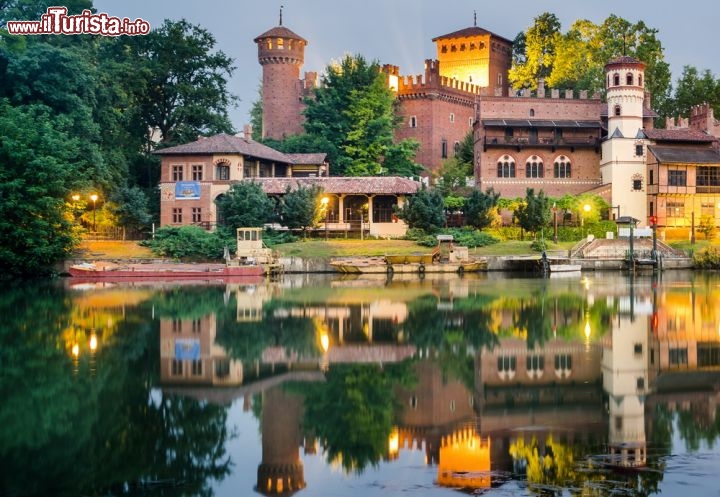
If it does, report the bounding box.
[262,63,305,139]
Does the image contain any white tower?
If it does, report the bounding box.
[600,56,648,225]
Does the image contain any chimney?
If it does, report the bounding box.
[243,124,253,139]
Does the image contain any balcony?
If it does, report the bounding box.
[483,136,600,152]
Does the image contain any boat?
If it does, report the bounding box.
[68,261,265,279]
[330,235,487,274]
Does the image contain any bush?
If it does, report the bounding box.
[530,238,547,252]
[693,247,720,269]
[414,228,500,248]
[263,229,298,246]
[141,225,230,261]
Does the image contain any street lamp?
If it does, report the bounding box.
[552,203,558,244]
[321,196,329,241]
[581,203,591,239]
[90,193,98,233]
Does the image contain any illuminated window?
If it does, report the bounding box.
[172,165,184,181]
[667,201,685,218]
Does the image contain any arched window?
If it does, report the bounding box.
[529,108,535,117]
[525,156,544,178]
[449,113,455,123]
[614,105,622,116]
[613,73,620,86]
[553,156,571,178]
[497,155,516,178]
[215,161,230,181]
[626,72,634,85]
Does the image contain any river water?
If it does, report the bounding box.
[1,270,720,497]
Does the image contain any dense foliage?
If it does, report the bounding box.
[395,188,446,233]
[216,181,275,231]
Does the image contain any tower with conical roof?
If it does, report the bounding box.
[600,56,649,224]
[254,8,307,140]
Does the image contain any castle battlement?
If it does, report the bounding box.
[666,103,720,138]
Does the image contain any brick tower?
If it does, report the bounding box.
[254,9,307,140]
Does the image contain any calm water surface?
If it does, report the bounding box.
[2,271,720,497]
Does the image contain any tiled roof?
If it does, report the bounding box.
[605,55,644,67]
[644,128,716,143]
[253,25,306,43]
[648,145,720,164]
[246,177,421,195]
[154,134,326,165]
[432,26,512,44]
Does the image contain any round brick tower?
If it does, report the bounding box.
[254,14,307,140]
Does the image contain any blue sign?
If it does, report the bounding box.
[175,338,200,360]
[175,181,201,200]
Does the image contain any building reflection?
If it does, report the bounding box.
[136,273,720,495]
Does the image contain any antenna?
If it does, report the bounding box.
[279,5,283,26]
[474,10,477,27]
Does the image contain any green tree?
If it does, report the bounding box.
[671,66,720,119]
[279,184,324,236]
[216,181,275,231]
[107,186,152,239]
[118,19,237,147]
[464,188,500,230]
[396,188,446,233]
[435,157,472,197]
[508,12,562,90]
[303,54,421,176]
[514,188,551,237]
[249,83,263,140]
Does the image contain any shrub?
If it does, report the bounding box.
[693,247,720,269]
[141,225,229,261]
[414,228,500,248]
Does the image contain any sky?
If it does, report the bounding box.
[92,0,720,131]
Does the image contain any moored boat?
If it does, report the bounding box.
[68,261,265,279]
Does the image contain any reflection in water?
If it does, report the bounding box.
[2,272,720,496]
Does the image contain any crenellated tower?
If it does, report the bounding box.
[254,10,307,140]
[600,56,649,224]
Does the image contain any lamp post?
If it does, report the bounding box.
[552,203,558,244]
[90,193,98,233]
[321,196,329,241]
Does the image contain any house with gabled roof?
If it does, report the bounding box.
[155,133,421,237]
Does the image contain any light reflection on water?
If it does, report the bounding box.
[1,271,720,496]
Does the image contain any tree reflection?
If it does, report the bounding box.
[299,362,416,474]
[0,282,231,496]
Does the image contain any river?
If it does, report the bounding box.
[1,270,719,496]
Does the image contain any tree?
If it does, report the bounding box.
[107,186,152,239]
[508,12,562,90]
[216,182,274,232]
[302,54,421,176]
[396,188,446,233]
[279,184,324,236]
[435,157,472,197]
[514,188,551,237]
[464,188,501,230]
[0,101,87,277]
[671,66,720,119]
[117,19,237,147]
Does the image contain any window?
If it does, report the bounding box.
[697,166,720,187]
[215,359,230,378]
[529,108,535,117]
[409,116,417,128]
[497,73,502,86]
[497,355,516,372]
[409,396,418,409]
[636,377,645,389]
[191,360,202,376]
[668,170,687,186]
[633,179,643,191]
[626,72,634,85]
[526,355,544,378]
[192,164,203,181]
[441,45,447,53]
[449,113,455,123]
[634,343,643,355]
[669,348,688,366]
[469,117,474,127]
[216,163,230,180]
[649,170,654,185]
[613,73,620,86]
[635,144,644,156]
[171,359,183,376]
[449,400,456,412]
[192,318,201,333]
[497,156,516,178]
[450,44,456,52]
[504,127,514,139]
[525,156,544,178]
[172,165,184,181]
[614,105,621,116]
[172,319,182,333]
[192,207,202,223]
[441,139,448,159]
[553,156,571,178]
[172,208,183,223]
[667,201,685,218]
[460,43,466,51]
[701,202,715,216]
